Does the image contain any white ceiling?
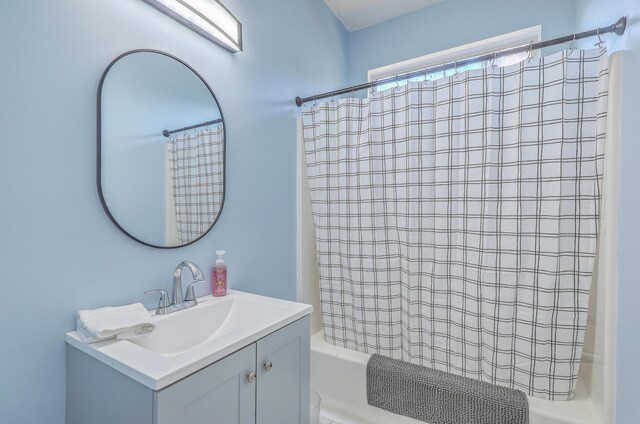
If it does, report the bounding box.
[323,0,444,32]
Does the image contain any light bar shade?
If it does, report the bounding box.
[143,0,242,52]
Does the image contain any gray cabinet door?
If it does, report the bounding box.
[256,317,310,424]
[155,344,257,424]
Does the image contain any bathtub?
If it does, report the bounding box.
[310,331,600,424]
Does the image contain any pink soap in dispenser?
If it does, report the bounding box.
[212,250,227,297]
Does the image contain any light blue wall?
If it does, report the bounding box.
[575,2,640,423]
[0,0,347,422]
[348,0,576,85]
[2,0,636,422]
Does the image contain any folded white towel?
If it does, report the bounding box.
[76,303,155,344]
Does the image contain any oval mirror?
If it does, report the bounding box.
[98,50,225,248]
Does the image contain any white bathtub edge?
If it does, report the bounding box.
[310,331,601,424]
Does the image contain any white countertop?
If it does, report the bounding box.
[66,290,312,390]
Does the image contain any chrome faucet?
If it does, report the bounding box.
[145,261,207,315]
[173,261,204,306]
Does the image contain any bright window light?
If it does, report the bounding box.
[369,26,540,92]
[375,50,529,92]
[143,0,242,52]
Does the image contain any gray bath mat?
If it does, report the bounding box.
[366,354,529,424]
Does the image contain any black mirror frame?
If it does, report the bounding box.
[97,49,226,249]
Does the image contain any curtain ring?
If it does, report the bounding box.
[527,41,534,63]
[455,60,463,79]
[569,33,576,52]
[490,52,497,70]
[313,96,318,107]
[395,75,400,89]
[595,28,605,48]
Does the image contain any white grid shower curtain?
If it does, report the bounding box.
[302,48,608,400]
[167,125,224,244]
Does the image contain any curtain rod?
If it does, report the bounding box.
[163,118,223,137]
[295,16,626,107]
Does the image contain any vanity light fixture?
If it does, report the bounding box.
[142,0,242,52]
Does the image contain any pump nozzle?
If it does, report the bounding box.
[216,250,226,265]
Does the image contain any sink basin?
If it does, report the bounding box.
[66,290,312,389]
[130,294,285,355]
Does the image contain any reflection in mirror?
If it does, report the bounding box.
[98,50,225,248]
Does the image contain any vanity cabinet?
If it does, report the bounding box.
[256,317,310,424]
[155,343,256,424]
[66,316,310,424]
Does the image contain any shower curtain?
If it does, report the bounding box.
[302,48,608,400]
[167,125,224,244]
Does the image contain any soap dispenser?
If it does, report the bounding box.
[212,250,227,297]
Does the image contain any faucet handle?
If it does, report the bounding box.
[145,289,172,315]
[185,279,208,305]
